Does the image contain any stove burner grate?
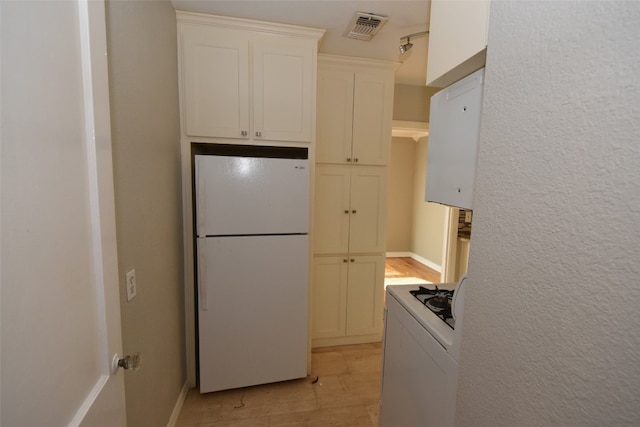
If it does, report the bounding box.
[409,286,455,329]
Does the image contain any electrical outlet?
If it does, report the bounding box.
[465,211,472,223]
[126,269,137,302]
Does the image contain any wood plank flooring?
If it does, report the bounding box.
[176,257,438,426]
[384,257,441,285]
[176,343,382,426]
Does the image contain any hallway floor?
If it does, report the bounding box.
[176,343,382,427]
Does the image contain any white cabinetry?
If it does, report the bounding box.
[312,255,385,342]
[314,165,387,255]
[177,11,324,385]
[426,0,490,88]
[178,12,324,143]
[312,55,396,348]
[316,55,396,165]
[426,68,484,210]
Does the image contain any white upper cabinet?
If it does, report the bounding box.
[316,55,397,165]
[178,12,324,143]
[316,67,354,163]
[252,41,315,142]
[352,73,394,165]
[426,68,485,210]
[426,0,490,88]
[182,25,250,139]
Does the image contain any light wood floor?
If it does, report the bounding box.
[385,256,441,284]
[176,343,382,427]
[176,258,437,426]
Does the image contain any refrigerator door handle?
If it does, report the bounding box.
[196,157,206,238]
[197,239,208,311]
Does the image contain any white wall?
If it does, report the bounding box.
[456,2,640,426]
[105,1,186,425]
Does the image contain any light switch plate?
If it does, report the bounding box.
[126,269,137,302]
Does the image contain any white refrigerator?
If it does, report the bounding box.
[194,147,309,393]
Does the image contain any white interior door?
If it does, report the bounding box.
[1,1,126,425]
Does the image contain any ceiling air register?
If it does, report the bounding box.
[344,12,388,40]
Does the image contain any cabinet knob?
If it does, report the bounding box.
[350,258,355,263]
[256,131,262,137]
[241,130,248,136]
[354,158,359,163]
[352,210,357,214]
[343,259,348,263]
[344,210,349,214]
[346,158,352,162]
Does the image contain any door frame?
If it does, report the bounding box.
[441,206,460,283]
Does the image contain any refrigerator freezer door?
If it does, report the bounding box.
[198,234,309,393]
[195,155,309,236]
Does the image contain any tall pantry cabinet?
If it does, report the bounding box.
[176,11,325,385]
[312,55,397,347]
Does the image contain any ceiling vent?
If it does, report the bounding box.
[344,12,388,41]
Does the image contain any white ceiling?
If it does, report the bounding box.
[171,0,431,86]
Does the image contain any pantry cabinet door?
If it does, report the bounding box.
[348,166,388,253]
[312,257,349,339]
[181,25,250,139]
[316,67,354,163]
[352,73,394,165]
[253,41,314,142]
[314,165,351,254]
[346,255,385,336]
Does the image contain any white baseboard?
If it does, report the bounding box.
[385,251,412,258]
[385,251,442,273]
[166,381,190,427]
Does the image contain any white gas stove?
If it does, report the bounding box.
[379,276,468,427]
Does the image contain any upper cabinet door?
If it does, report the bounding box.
[426,0,490,88]
[253,41,315,142]
[316,56,396,166]
[182,25,250,139]
[352,73,393,165]
[316,68,354,164]
[426,68,484,210]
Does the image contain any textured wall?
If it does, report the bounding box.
[456,2,640,426]
[106,1,186,425]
